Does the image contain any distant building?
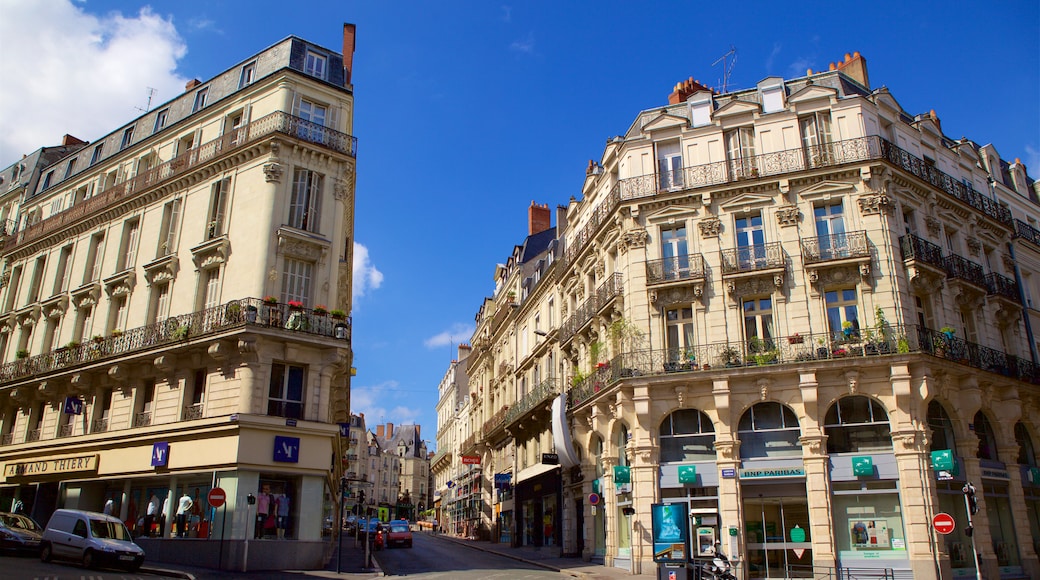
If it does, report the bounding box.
[374,422,430,520]
[0,26,358,572]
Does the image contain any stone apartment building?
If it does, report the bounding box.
[373,422,430,520]
[0,26,358,571]
[449,52,1040,580]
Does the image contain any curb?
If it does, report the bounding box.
[430,534,595,578]
[140,566,196,579]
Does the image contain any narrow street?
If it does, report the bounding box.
[376,533,565,579]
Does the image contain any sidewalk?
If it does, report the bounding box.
[431,532,656,579]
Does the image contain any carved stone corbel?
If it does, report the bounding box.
[263,162,284,183]
[698,218,721,238]
[844,370,860,394]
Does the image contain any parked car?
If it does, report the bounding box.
[40,509,144,572]
[344,514,358,533]
[386,519,412,548]
[0,512,43,554]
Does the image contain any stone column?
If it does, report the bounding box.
[163,476,179,538]
[1000,445,1040,579]
[714,439,743,557]
[892,429,941,580]
[630,439,657,574]
[801,434,835,569]
[602,455,618,566]
[119,479,132,522]
[955,441,993,576]
[581,463,598,561]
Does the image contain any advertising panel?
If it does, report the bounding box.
[651,503,689,563]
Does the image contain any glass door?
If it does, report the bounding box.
[814,203,846,260]
[736,214,765,269]
[657,142,683,191]
[661,226,689,280]
[744,495,813,579]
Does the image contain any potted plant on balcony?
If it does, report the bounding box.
[15,349,29,359]
[244,303,258,323]
[313,304,328,316]
[720,346,741,368]
[263,295,278,306]
[787,333,804,345]
[288,300,304,312]
[940,326,956,341]
[330,308,346,320]
[842,320,855,339]
[92,335,105,344]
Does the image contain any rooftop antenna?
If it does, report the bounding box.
[135,87,157,113]
[712,46,737,93]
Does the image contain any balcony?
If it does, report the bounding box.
[801,231,870,264]
[0,297,352,385]
[183,403,204,421]
[481,404,511,440]
[133,412,152,428]
[1015,219,1040,249]
[6,112,358,253]
[720,242,785,275]
[91,418,108,433]
[58,424,74,438]
[944,254,987,289]
[559,273,623,344]
[502,377,561,429]
[25,429,42,442]
[985,272,1020,302]
[566,324,1040,410]
[645,254,707,286]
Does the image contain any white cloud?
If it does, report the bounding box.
[424,323,475,349]
[765,43,782,73]
[510,32,535,55]
[501,5,512,23]
[788,57,814,78]
[352,242,384,300]
[350,381,422,426]
[0,0,189,166]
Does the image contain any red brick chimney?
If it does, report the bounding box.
[668,77,714,104]
[529,201,551,235]
[342,23,356,84]
[62,135,86,147]
[387,423,394,438]
[376,425,384,437]
[185,78,202,91]
[830,51,869,89]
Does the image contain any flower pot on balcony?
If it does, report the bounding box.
[245,305,258,323]
[788,335,804,345]
[335,323,349,340]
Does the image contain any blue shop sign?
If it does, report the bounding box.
[151,442,169,467]
[273,435,300,463]
[63,396,84,415]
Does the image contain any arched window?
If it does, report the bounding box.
[927,400,956,453]
[974,411,999,461]
[617,424,630,467]
[659,409,715,462]
[823,396,891,454]
[1015,422,1037,467]
[737,402,801,459]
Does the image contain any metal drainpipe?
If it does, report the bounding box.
[990,176,1038,363]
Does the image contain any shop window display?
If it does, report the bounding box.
[831,482,907,555]
[983,484,1021,568]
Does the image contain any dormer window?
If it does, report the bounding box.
[304,51,327,79]
[120,126,135,150]
[240,61,257,88]
[192,87,209,113]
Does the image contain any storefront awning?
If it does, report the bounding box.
[515,462,560,485]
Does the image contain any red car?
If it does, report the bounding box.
[386,520,412,548]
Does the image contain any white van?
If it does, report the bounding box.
[40,509,145,572]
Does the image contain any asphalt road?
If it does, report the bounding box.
[376,533,566,579]
[0,552,181,579]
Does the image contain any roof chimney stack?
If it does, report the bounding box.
[668,77,714,104]
[185,78,202,92]
[62,135,86,147]
[387,423,394,438]
[834,51,869,89]
[342,23,357,84]
[376,425,384,437]
[529,201,551,235]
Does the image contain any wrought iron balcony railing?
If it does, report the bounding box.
[720,242,785,275]
[560,135,1011,278]
[899,234,946,270]
[559,273,623,343]
[133,412,152,428]
[0,297,351,384]
[482,404,511,438]
[801,231,869,264]
[985,272,1020,302]
[26,429,41,442]
[183,403,204,421]
[91,418,108,433]
[566,324,1040,410]
[502,377,561,428]
[1016,219,1040,248]
[645,254,707,285]
[58,424,74,438]
[8,111,358,252]
[945,254,987,288]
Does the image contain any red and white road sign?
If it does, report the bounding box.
[932,512,955,535]
[208,487,227,508]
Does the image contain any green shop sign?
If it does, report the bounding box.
[614,465,631,484]
[852,456,874,477]
[677,465,697,484]
[931,449,954,471]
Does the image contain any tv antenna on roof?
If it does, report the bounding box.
[712,46,737,93]
[135,87,157,113]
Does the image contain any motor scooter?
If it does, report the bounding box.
[701,542,736,580]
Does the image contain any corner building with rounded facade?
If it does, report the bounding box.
[460,53,1040,580]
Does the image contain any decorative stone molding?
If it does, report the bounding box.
[890,430,920,452]
[41,295,69,319]
[798,434,826,456]
[276,228,330,264]
[844,370,859,394]
[857,193,893,216]
[1002,254,1016,273]
[102,270,136,298]
[698,218,721,238]
[995,305,1021,328]
[649,285,704,307]
[190,237,232,270]
[263,162,284,183]
[775,206,800,227]
[675,386,686,408]
[142,255,179,286]
[726,274,783,299]
[71,282,102,308]
[966,237,982,258]
[907,266,944,295]
[757,378,772,401]
[713,440,738,461]
[806,264,868,291]
[925,215,941,238]
[620,228,649,252]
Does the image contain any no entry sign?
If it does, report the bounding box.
[208,487,227,508]
[932,512,955,535]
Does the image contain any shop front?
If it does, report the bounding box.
[829,452,910,575]
[739,466,813,579]
[514,460,560,548]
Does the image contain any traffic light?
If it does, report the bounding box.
[357,489,365,505]
[418,502,424,512]
[963,482,978,515]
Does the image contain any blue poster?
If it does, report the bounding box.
[651,503,689,563]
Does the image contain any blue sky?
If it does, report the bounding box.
[1,1,1038,449]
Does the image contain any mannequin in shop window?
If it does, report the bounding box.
[103,496,114,516]
[275,492,290,539]
[145,494,159,537]
[176,491,193,538]
[256,485,273,538]
[190,488,202,537]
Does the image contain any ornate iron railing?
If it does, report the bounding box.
[58,424,74,438]
[1,433,12,445]
[645,254,707,285]
[26,429,41,442]
[945,254,986,288]
[460,433,477,454]
[558,273,623,343]
[899,234,946,270]
[502,377,561,428]
[720,242,785,274]
[91,418,108,433]
[0,297,351,384]
[801,231,870,264]
[183,404,204,421]
[8,111,357,251]
[567,324,1040,409]
[1016,219,1040,248]
[482,404,511,438]
[133,412,152,428]
[985,272,1020,302]
[560,135,1011,279]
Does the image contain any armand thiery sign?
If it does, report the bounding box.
[4,454,99,479]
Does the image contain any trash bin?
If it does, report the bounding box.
[658,562,693,580]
